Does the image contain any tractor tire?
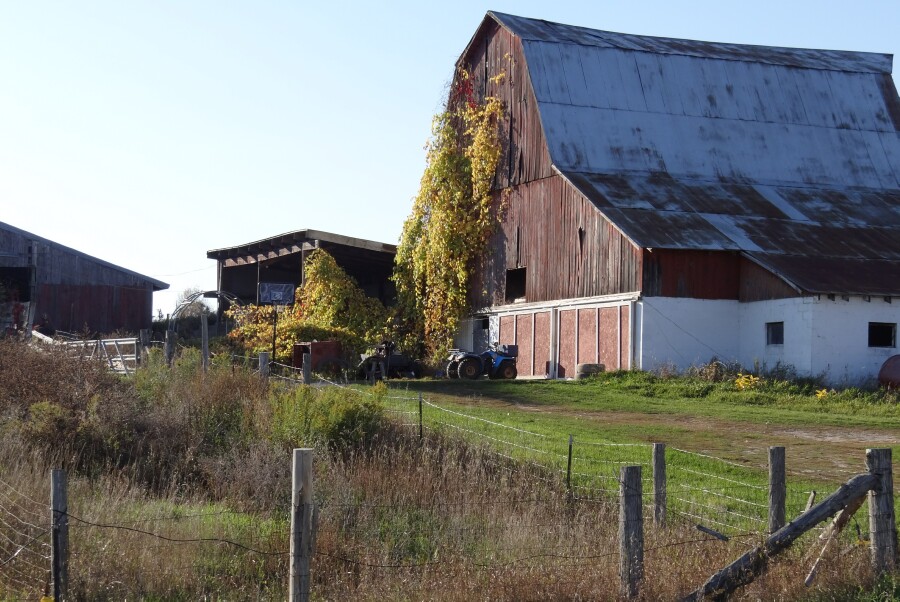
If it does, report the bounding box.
[457,358,481,380]
[498,361,517,380]
[446,360,460,379]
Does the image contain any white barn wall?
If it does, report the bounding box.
[637,298,740,371]
[809,297,899,385]
[738,297,814,375]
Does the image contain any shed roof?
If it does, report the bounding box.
[479,12,900,295]
[0,221,169,291]
[207,229,396,263]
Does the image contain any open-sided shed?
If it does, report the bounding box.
[207,229,397,307]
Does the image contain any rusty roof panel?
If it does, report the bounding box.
[489,11,893,74]
[749,254,900,296]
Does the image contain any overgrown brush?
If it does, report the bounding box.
[0,339,892,600]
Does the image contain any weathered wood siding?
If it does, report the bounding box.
[739,257,800,301]
[471,175,642,307]
[460,20,555,187]
[0,228,157,333]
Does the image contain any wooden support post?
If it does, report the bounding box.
[866,448,897,575]
[51,469,68,602]
[164,329,175,367]
[259,352,270,380]
[290,448,314,602]
[201,315,209,373]
[769,446,786,533]
[302,352,311,385]
[619,465,643,599]
[653,443,666,527]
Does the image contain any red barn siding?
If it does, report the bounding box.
[598,307,619,370]
[620,305,631,370]
[515,313,533,376]
[534,312,551,377]
[499,315,515,346]
[642,249,740,299]
[577,308,597,364]
[558,310,576,378]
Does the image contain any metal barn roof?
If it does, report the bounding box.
[485,12,900,295]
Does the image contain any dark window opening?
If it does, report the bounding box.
[0,267,33,303]
[766,321,784,346]
[479,317,489,330]
[505,268,526,303]
[868,322,896,348]
[578,227,585,252]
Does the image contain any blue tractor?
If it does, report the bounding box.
[446,342,518,380]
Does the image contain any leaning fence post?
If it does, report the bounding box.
[164,329,176,367]
[259,352,270,380]
[302,352,311,385]
[769,446,786,533]
[619,465,643,598]
[290,448,314,602]
[51,469,68,602]
[866,448,897,574]
[652,443,666,527]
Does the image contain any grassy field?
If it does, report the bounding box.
[377,371,900,535]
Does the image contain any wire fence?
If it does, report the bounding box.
[0,477,52,597]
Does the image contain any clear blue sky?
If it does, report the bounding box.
[1,1,898,316]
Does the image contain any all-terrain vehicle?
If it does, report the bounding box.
[357,341,423,382]
[446,342,518,380]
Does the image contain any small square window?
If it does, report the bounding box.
[868,322,896,348]
[479,317,489,330]
[766,322,784,345]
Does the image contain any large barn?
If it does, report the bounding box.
[452,12,900,385]
[0,222,168,335]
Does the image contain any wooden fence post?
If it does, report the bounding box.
[51,469,68,602]
[301,353,311,385]
[418,392,423,440]
[866,448,897,574]
[769,446,786,533]
[619,465,643,598]
[290,448,314,602]
[653,443,666,527]
[164,329,176,367]
[259,352,269,380]
[201,315,209,373]
[137,329,150,367]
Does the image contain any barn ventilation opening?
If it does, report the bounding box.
[505,268,526,303]
[868,322,896,348]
